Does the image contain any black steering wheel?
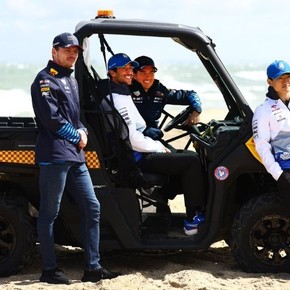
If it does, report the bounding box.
[164,106,192,132]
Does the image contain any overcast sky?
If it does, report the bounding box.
[1,0,290,66]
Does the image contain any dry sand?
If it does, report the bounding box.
[1,241,290,290]
[1,109,290,289]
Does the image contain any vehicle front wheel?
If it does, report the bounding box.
[0,193,36,276]
[231,192,290,273]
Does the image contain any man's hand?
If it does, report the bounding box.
[184,110,200,125]
[77,129,88,150]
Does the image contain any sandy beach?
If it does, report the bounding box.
[1,108,290,289]
[1,240,290,290]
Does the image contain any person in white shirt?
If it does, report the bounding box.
[101,53,206,236]
[252,60,290,204]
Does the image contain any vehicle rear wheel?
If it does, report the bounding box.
[231,192,290,273]
[0,193,36,276]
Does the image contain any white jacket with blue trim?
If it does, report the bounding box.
[101,82,165,154]
[252,95,290,180]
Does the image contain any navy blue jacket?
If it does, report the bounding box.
[130,79,202,139]
[31,60,85,164]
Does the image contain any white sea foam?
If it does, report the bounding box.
[234,70,266,81]
[160,73,265,110]
[0,63,268,116]
[0,89,34,116]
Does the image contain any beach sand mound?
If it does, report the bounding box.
[1,242,289,290]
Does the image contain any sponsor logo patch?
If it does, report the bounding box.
[214,166,229,180]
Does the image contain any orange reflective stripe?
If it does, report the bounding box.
[0,150,35,164]
[84,151,100,169]
[0,150,101,168]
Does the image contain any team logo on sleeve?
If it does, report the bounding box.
[39,79,50,95]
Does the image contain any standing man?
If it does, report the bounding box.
[101,53,206,236]
[31,32,120,284]
[252,60,290,204]
[130,55,202,140]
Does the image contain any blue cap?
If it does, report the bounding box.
[108,53,139,70]
[53,32,83,50]
[267,60,290,79]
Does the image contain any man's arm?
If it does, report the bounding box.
[252,106,283,180]
[165,84,202,125]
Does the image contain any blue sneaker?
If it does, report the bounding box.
[183,213,205,236]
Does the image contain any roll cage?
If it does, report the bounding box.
[74,16,253,127]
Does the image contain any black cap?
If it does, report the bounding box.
[52,32,83,51]
[134,56,158,71]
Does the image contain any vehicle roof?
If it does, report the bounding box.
[74,17,214,53]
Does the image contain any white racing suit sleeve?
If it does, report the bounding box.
[108,93,165,153]
[252,100,286,181]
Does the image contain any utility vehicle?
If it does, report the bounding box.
[0,11,289,276]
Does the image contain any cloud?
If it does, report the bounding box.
[1,0,290,65]
[4,0,47,18]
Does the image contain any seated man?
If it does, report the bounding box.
[130,55,202,140]
[130,56,202,203]
[253,60,290,205]
[101,53,206,236]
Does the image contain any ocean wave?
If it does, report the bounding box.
[0,63,267,115]
[160,74,265,110]
[0,89,34,116]
[234,70,266,82]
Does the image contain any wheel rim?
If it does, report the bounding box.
[0,217,16,263]
[250,214,290,266]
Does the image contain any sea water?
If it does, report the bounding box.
[0,62,268,117]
